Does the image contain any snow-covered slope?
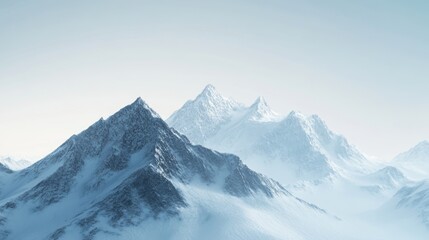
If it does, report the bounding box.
[392,141,429,180]
[167,84,243,144]
[384,143,429,229]
[383,180,429,230]
[0,156,31,171]
[0,98,346,240]
[365,166,409,190]
[167,85,371,184]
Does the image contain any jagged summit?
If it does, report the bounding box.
[246,96,278,122]
[252,96,267,106]
[168,86,369,184]
[285,110,307,120]
[128,97,160,118]
[166,85,242,144]
[200,84,216,96]
[194,84,233,105]
[394,140,429,163]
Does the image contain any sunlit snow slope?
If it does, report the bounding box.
[167,85,372,184]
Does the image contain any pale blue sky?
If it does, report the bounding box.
[1,0,428,161]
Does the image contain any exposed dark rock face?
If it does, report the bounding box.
[19,150,84,210]
[49,227,66,240]
[225,162,286,197]
[0,164,12,174]
[91,167,187,228]
[0,98,288,239]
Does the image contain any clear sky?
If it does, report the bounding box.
[1,0,428,161]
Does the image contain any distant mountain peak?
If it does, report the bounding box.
[202,84,216,94]
[250,96,269,110]
[287,110,305,118]
[167,85,242,144]
[0,156,31,171]
[246,96,278,122]
[394,140,429,163]
[284,111,307,124]
[253,96,266,105]
[195,84,223,102]
[168,87,368,182]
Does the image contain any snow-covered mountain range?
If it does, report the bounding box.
[0,156,31,171]
[0,98,349,240]
[1,88,428,239]
[167,85,371,184]
[166,85,429,239]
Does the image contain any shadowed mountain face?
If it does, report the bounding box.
[0,163,12,174]
[0,98,292,239]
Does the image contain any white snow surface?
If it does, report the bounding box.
[0,156,31,170]
[392,140,429,180]
[167,85,429,239]
[167,85,373,184]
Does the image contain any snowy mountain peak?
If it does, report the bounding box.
[394,140,429,163]
[195,84,224,103]
[0,156,31,171]
[167,85,242,144]
[253,96,267,106]
[168,87,369,183]
[192,85,244,112]
[246,96,278,122]
[201,84,216,95]
[284,111,308,127]
[286,110,306,119]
